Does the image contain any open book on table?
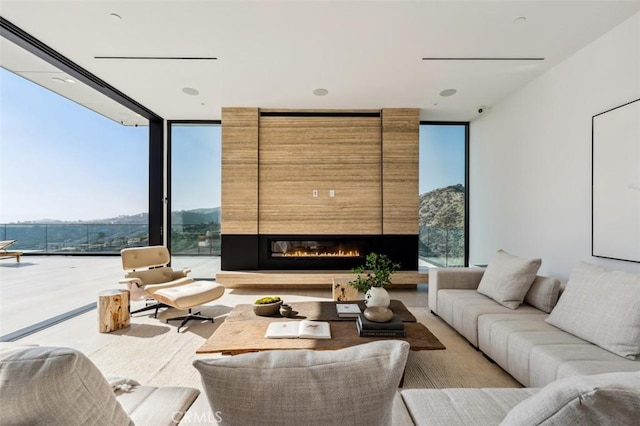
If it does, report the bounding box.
[265,320,331,339]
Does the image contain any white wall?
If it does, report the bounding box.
[470,12,640,281]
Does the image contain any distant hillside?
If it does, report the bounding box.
[419,184,465,263]
[171,208,220,225]
[7,208,220,225]
[419,184,465,228]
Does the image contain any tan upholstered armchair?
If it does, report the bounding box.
[120,246,225,331]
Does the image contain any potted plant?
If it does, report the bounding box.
[348,252,400,308]
[253,296,283,316]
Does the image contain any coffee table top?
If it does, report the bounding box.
[224,299,417,323]
[197,300,445,354]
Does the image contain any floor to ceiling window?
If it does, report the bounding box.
[0,38,149,338]
[168,122,221,279]
[419,123,468,268]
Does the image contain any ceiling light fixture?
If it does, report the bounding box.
[439,89,457,97]
[513,16,527,24]
[313,88,329,96]
[110,13,122,21]
[95,56,217,60]
[423,57,544,61]
[182,87,199,96]
[65,78,75,83]
[51,77,65,84]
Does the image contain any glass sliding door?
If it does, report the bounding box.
[419,123,468,268]
[0,40,149,338]
[169,122,221,279]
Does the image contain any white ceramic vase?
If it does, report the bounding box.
[365,286,390,308]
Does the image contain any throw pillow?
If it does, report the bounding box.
[193,340,410,426]
[500,371,640,425]
[477,250,541,309]
[524,276,561,313]
[0,344,133,426]
[546,261,640,360]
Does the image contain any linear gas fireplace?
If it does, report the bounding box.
[221,234,419,271]
[264,237,369,269]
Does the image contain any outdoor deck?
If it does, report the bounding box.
[0,255,220,338]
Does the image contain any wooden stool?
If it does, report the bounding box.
[98,289,130,333]
[332,278,359,301]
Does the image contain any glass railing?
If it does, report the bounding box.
[170,224,221,256]
[419,225,465,267]
[0,223,149,254]
[0,223,221,256]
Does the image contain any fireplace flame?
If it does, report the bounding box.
[282,249,361,258]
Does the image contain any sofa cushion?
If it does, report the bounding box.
[439,290,543,347]
[477,250,541,309]
[500,371,640,426]
[401,388,537,426]
[546,261,640,360]
[115,385,199,426]
[193,340,409,426]
[0,344,133,426]
[524,276,561,313]
[528,342,640,388]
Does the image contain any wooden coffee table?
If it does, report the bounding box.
[197,300,445,354]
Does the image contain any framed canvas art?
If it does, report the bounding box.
[592,98,640,263]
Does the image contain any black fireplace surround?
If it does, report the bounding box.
[221,234,418,270]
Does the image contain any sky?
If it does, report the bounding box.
[0,65,463,224]
[419,124,466,194]
[171,124,221,212]
[0,67,148,223]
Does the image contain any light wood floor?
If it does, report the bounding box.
[1,255,428,356]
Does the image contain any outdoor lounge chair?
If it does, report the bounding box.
[119,246,225,332]
[0,240,22,263]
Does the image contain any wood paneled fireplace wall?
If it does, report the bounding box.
[221,107,419,271]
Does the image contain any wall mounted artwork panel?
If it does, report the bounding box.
[592,98,640,263]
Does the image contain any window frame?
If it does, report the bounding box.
[419,121,470,267]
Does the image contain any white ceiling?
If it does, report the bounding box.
[1,0,640,124]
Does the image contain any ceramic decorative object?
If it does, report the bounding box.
[279,304,293,317]
[363,306,394,323]
[348,253,400,307]
[253,297,283,316]
[364,286,390,308]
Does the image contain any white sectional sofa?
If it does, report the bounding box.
[3,340,640,425]
[428,259,640,388]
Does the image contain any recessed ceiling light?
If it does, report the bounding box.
[439,88,457,97]
[201,102,206,106]
[313,88,329,96]
[513,16,526,24]
[110,13,122,21]
[182,87,199,96]
[65,78,75,83]
[51,77,65,84]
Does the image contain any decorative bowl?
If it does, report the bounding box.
[363,306,394,323]
[253,300,283,316]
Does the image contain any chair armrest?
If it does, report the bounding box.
[428,268,486,313]
[119,278,146,300]
[172,269,191,279]
[143,277,195,294]
[119,277,142,286]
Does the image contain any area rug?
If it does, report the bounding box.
[88,305,520,391]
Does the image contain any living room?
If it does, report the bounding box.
[1,1,640,425]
